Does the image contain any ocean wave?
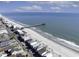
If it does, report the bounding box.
[57,38,79,48]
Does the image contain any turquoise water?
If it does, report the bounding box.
[2,12,79,45]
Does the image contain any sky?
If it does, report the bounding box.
[0,1,79,13]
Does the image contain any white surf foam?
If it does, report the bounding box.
[57,38,79,48]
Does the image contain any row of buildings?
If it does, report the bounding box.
[0,17,60,57]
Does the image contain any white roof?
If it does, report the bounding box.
[44,52,53,57]
[17,30,24,34]
[12,51,18,55]
[0,30,8,34]
[42,51,47,56]
[30,41,38,46]
[7,23,12,26]
[1,54,7,57]
[37,44,46,51]
[22,36,31,41]
[33,43,40,48]
[12,50,23,55]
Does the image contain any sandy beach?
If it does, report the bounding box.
[1,15,79,57]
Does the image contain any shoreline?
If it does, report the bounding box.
[1,15,79,57]
[5,15,79,52]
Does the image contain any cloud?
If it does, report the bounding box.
[16,5,43,12]
[50,7,61,10]
[28,1,51,4]
[15,3,64,13]
[72,4,78,7]
[50,6,62,12]
[3,1,11,3]
[30,1,79,8]
[60,2,79,8]
[15,1,79,13]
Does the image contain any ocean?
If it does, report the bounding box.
[2,12,79,46]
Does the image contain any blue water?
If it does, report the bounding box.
[2,12,79,45]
